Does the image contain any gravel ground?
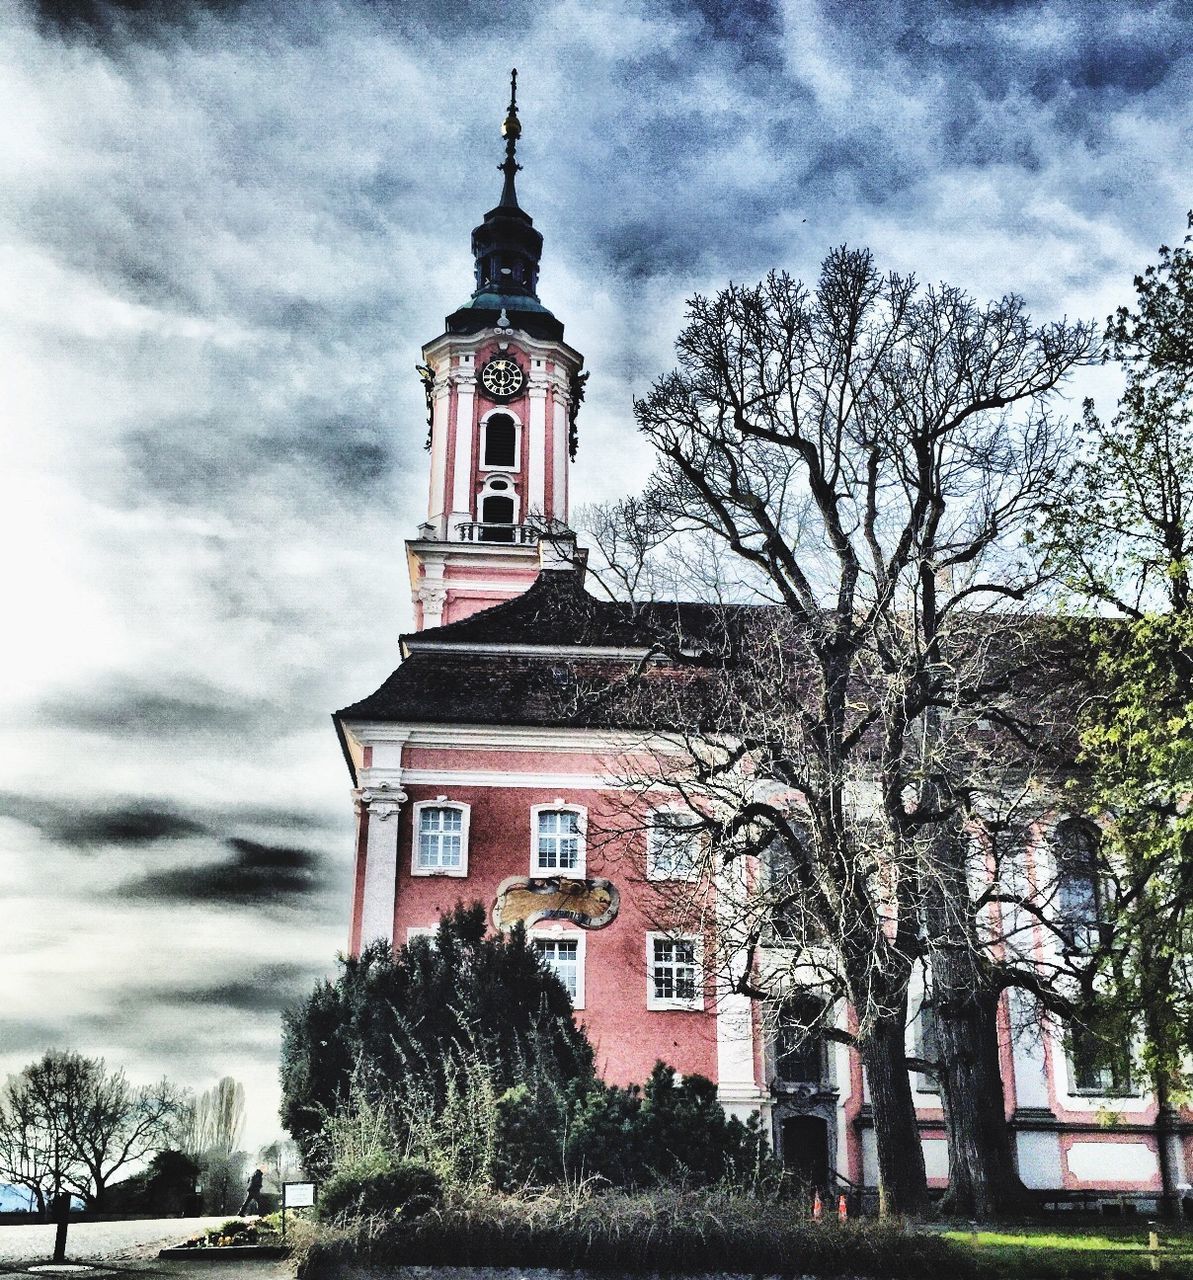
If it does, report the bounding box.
[0,1218,235,1265]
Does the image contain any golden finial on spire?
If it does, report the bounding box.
[501,68,521,141]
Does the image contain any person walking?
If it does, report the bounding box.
[238,1167,264,1216]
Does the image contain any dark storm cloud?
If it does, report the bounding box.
[121,410,393,507]
[28,0,243,38]
[0,792,207,847]
[38,679,282,739]
[146,961,330,1015]
[0,1018,78,1056]
[117,836,334,909]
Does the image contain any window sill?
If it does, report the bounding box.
[411,866,469,878]
[647,999,704,1013]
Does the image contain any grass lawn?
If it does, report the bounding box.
[943,1224,1193,1278]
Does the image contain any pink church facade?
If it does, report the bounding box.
[334,79,1191,1208]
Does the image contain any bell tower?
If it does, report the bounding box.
[407,71,587,630]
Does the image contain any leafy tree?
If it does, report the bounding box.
[588,248,1093,1214]
[1044,213,1193,1213]
[280,903,595,1172]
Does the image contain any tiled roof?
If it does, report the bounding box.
[403,570,756,654]
[336,650,710,729]
[336,571,1087,769]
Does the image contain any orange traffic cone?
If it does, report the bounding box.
[837,1193,848,1223]
[812,1190,823,1221]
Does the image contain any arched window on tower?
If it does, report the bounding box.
[1054,819,1106,953]
[483,414,517,468]
[480,493,515,542]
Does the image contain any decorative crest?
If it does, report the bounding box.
[498,68,522,208]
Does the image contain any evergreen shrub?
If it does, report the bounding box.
[316,1156,442,1223]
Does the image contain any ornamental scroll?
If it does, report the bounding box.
[493,875,619,932]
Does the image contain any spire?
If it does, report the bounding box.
[445,71,564,341]
[498,68,522,209]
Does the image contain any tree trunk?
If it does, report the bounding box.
[934,968,1030,1218]
[1154,1083,1178,1221]
[861,1009,929,1217]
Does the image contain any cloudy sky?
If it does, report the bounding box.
[1,0,1190,1153]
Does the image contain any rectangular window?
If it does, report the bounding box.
[416,805,465,873]
[1069,1022,1135,1096]
[774,998,825,1084]
[647,812,701,881]
[915,1001,941,1095]
[534,808,583,875]
[534,936,583,1006]
[648,934,702,1010]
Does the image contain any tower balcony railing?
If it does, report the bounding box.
[455,521,541,545]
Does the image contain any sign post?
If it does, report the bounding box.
[281,1181,316,1243]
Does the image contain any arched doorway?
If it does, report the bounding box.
[780,1115,830,1189]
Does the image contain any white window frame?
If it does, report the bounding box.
[646,807,703,882]
[405,926,439,947]
[479,408,523,472]
[530,802,587,878]
[1065,1021,1140,1099]
[477,476,522,528]
[411,800,470,877]
[532,927,586,1009]
[646,931,704,1011]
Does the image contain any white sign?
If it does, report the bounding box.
[283,1182,316,1208]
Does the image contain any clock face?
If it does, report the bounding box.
[480,356,525,400]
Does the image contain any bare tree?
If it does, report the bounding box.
[258,1136,302,1196]
[0,1068,62,1217]
[584,249,1093,1215]
[67,1069,190,1211]
[0,1052,185,1216]
[185,1076,246,1157]
[184,1077,247,1214]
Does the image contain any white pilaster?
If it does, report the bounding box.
[427,375,452,529]
[715,859,768,1121]
[528,368,548,520]
[551,390,569,525]
[357,785,407,947]
[449,363,476,530]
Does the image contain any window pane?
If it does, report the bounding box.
[537,810,581,873]
[418,807,464,869]
[484,415,516,467]
[536,939,579,1000]
[1070,1021,1132,1094]
[652,937,698,1004]
[649,814,699,879]
[775,998,824,1083]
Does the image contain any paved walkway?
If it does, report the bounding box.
[0,1219,287,1271]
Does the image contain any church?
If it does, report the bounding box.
[333,76,1183,1207]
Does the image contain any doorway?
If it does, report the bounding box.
[780,1115,830,1189]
